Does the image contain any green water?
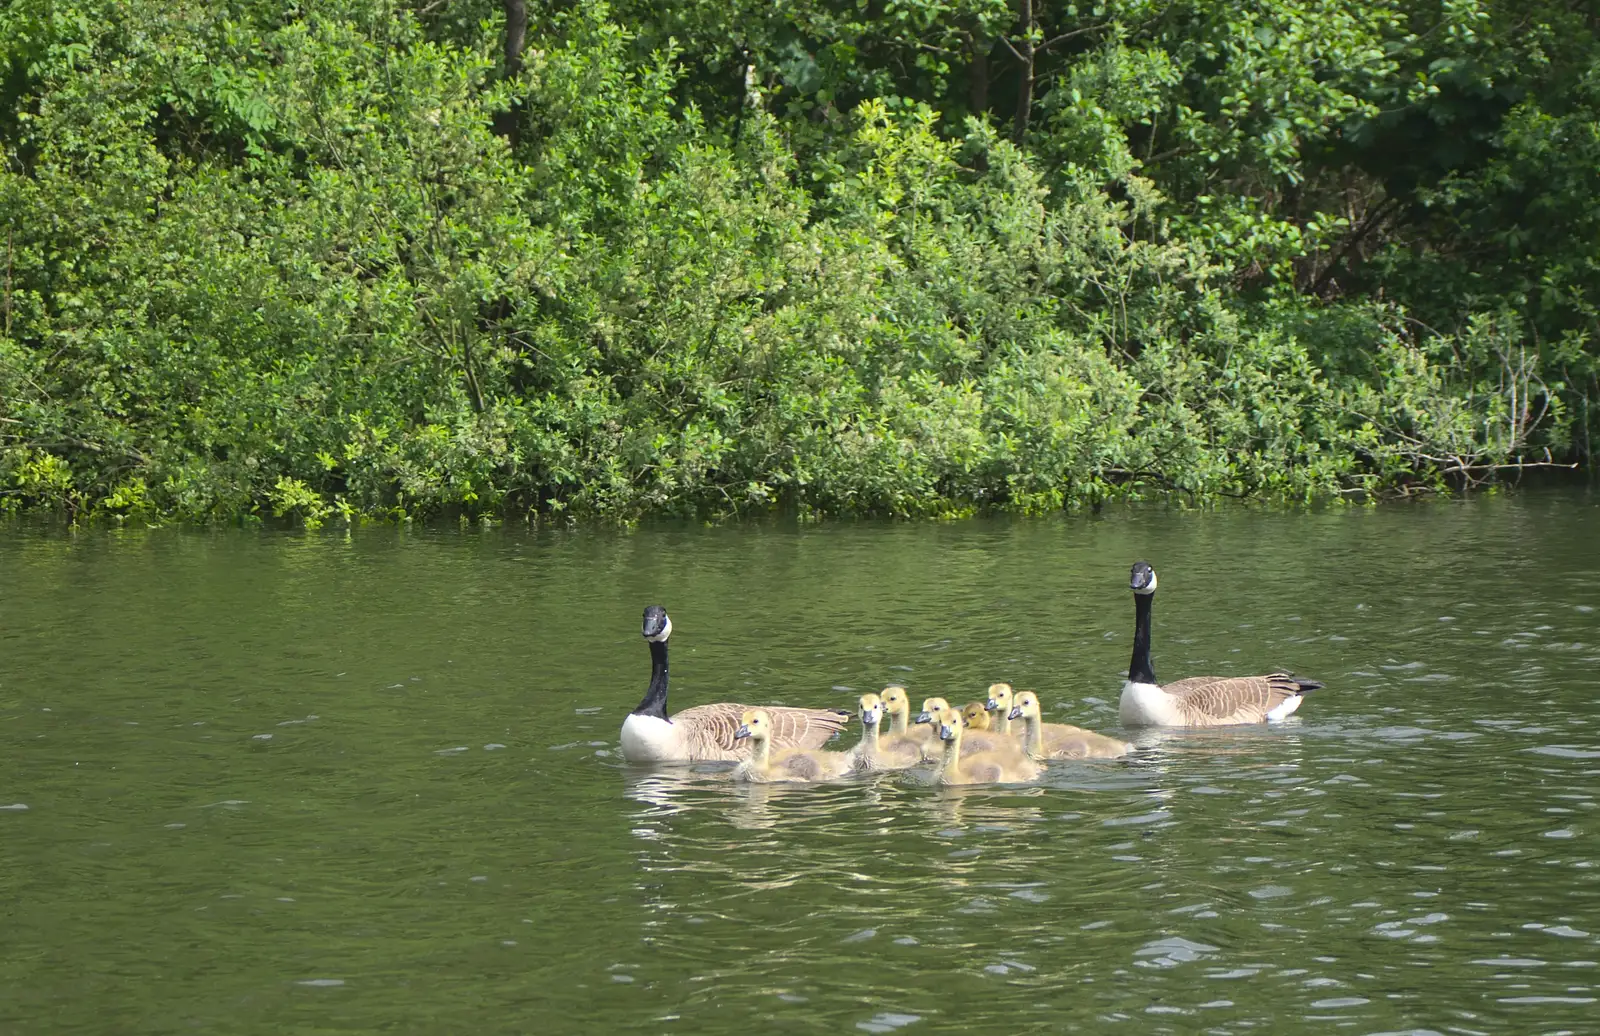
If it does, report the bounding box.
[4,492,1600,1034]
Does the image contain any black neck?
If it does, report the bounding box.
[1128,591,1157,684]
[631,640,669,718]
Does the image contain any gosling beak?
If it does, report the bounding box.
[985,698,1000,711]
[1008,706,1023,720]
[939,722,956,741]
[915,711,933,725]
[734,725,751,740]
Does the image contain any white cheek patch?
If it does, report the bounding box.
[1133,571,1158,594]
[645,616,673,642]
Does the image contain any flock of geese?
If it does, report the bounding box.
[618,561,1324,785]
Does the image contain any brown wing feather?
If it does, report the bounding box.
[1162,673,1303,726]
[672,702,850,761]
[765,706,851,750]
[674,703,748,760]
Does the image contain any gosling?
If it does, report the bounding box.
[916,697,1013,756]
[985,683,1018,734]
[931,707,1042,786]
[1008,690,1132,760]
[848,693,924,772]
[881,686,936,749]
[733,709,853,783]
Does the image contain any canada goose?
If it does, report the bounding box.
[1120,562,1324,727]
[619,606,851,762]
[733,709,854,782]
[930,707,1042,786]
[916,696,1014,756]
[1008,690,1131,759]
[882,687,936,747]
[961,702,993,731]
[848,693,924,772]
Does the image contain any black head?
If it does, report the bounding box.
[642,606,672,642]
[1130,561,1157,595]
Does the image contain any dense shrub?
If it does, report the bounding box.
[0,1,1587,523]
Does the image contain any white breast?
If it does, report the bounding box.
[1266,694,1304,722]
[1119,681,1186,727]
[620,713,683,762]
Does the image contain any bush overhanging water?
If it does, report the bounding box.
[1,1,1592,523]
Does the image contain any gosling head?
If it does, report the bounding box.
[985,683,1014,713]
[734,709,771,742]
[1130,561,1157,595]
[1008,690,1041,722]
[916,696,952,725]
[642,605,672,642]
[857,693,884,728]
[881,686,911,716]
[961,701,992,731]
[936,707,965,742]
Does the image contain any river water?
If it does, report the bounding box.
[3,491,1599,1033]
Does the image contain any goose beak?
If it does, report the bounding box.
[1008,705,1023,720]
[734,724,751,740]
[642,606,671,641]
[985,698,1000,711]
[939,722,957,741]
[915,711,933,725]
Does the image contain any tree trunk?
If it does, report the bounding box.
[1013,0,1034,145]
[970,39,989,117]
[503,0,528,75]
[493,0,528,145]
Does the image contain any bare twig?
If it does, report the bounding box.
[1039,22,1113,51]
[1310,195,1400,297]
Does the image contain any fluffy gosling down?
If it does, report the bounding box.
[848,693,924,772]
[961,701,993,731]
[880,686,936,747]
[917,696,1013,755]
[733,709,854,783]
[983,683,1017,734]
[1008,690,1131,760]
[1120,563,1324,727]
[931,707,1042,786]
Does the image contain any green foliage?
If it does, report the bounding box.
[0,0,1588,524]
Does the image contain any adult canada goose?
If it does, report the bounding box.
[1008,690,1131,759]
[848,693,924,772]
[1120,562,1324,727]
[930,707,1042,786]
[619,606,851,762]
[733,710,853,783]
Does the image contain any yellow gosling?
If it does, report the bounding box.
[931,707,1042,786]
[961,701,993,731]
[732,709,853,783]
[848,693,924,772]
[1009,690,1132,760]
[985,683,1016,734]
[882,686,936,749]
[915,696,1013,756]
